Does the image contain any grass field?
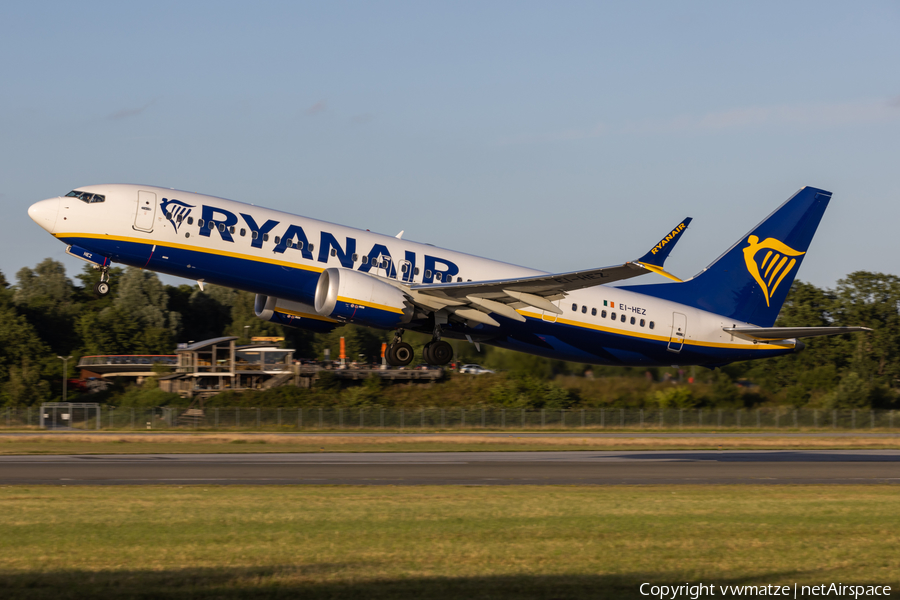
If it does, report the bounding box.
[1,433,899,455]
[0,485,897,599]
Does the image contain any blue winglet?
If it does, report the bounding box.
[636,217,692,267]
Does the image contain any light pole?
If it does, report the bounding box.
[243,325,250,343]
[57,355,72,403]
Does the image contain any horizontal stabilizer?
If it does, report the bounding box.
[723,326,871,341]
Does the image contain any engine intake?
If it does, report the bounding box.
[315,268,412,329]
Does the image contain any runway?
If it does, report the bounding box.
[4,431,899,437]
[2,450,899,485]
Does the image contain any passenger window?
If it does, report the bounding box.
[263,233,269,242]
[457,277,462,282]
[649,321,655,329]
[218,223,225,232]
[572,303,578,311]
[188,217,194,225]
[362,255,368,264]
[229,226,235,234]
[581,305,587,314]
[274,236,281,244]
[640,319,645,327]
[425,270,432,279]
[240,228,246,236]
[401,263,409,273]
[352,253,358,262]
[297,241,304,249]
[415,268,420,275]
[611,312,616,320]
[591,308,597,316]
[601,310,607,318]
[209,222,215,230]
[330,248,337,257]
[621,314,626,323]
[309,244,314,252]
[198,219,204,227]
[630,316,635,325]
[435,273,442,282]
[252,231,258,239]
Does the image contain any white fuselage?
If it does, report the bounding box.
[28,184,796,366]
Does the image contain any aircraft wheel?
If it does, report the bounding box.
[426,340,453,365]
[390,342,414,366]
[95,282,110,296]
[385,343,399,366]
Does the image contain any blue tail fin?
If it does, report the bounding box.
[620,187,832,327]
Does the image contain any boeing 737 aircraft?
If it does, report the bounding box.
[27,185,867,367]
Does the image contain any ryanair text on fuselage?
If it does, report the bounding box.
[171,198,459,284]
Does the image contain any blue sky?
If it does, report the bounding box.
[2,1,898,290]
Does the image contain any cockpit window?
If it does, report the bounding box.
[66,190,105,204]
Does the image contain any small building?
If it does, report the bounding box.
[158,336,295,400]
[78,354,178,384]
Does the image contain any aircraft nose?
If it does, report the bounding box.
[28,198,60,233]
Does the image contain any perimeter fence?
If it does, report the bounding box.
[2,406,899,431]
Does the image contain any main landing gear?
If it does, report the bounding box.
[385,330,414,367]
[383,327,454,367]
[423,339,453,365]
[94,267,111,296]
[422,323,453,366]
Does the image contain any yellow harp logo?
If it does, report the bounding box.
[742,235,805,307]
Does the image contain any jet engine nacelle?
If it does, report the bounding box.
[314,268,413,329]
[254,294,339,333]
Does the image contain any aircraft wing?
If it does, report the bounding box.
[411,262,647,299]
[402,217,692,326]
[723,326,872,341]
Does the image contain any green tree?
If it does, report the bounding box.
[179,284,236,342]
[13,258,74,309]
[0,303,53,405]
[13,259,79,355]
[79,268,181,355]
[832,272,900,386]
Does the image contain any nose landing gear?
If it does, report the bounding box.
[94,267,111,296]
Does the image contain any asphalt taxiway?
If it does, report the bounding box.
[1,450,898,485]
